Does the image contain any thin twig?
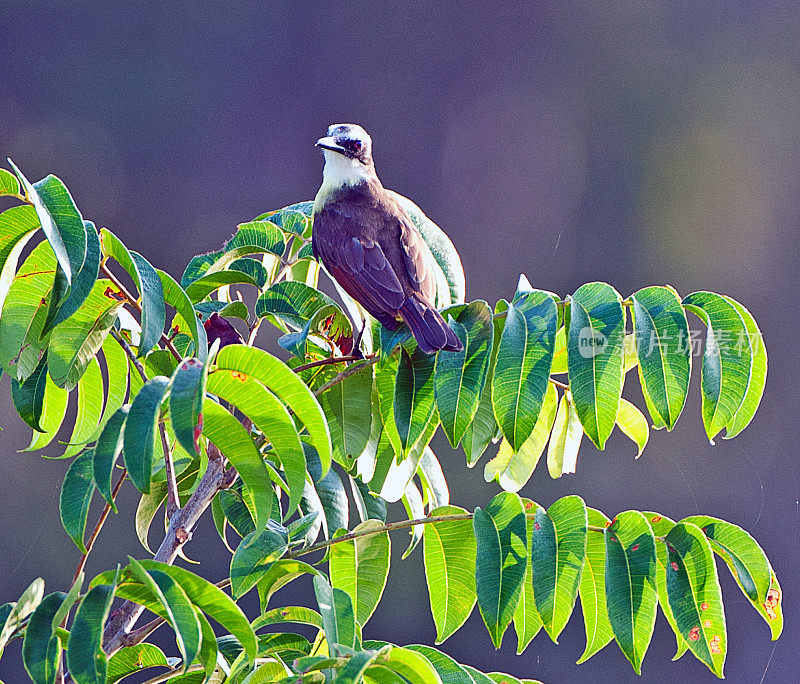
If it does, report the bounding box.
[100,260,182,361]
[71,470,127,586]
[313,356,379,397]
[294,352,378,374]
[550,377,569,391]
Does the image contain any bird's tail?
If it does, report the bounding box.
[398,294,463,354]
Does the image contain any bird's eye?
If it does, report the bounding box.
[353,140,362,150]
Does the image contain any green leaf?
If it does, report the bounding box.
[100,228,166,356]
[604,510,658,674]
[305,464,349,539]
[532,495,588,642]
[255,280,336,327]
[224,219,286,257]
[319,362,374,468]
[0,205,41,312]
[92,335,129,439]
[208,368,306,517]
[93,406,129,508]
[615,398,649,458]
[576,508,614,664]
[202,400,274,531]
[400,480,425,558]
[492,292,558,450]
[184,269,257,303]
[170,355,212,459]
[230,528,288,599]
[313,574,357,655]
[23,592,66,684]
[664,522,726,677]
[349,475,388,523]
[416,449,448,512]
[59,450,95,552]
[474,492,528,647]
[434,301,494,447]
[0,577,45,659]
[128,558,202,672]
[123,376,169,494]
[9,163,87,285]
[376,645,442,684]
[395,346,437,456]
[630,286,691,429]
[47,278,124,390]
[485,382,557,491]
[63,356,104,457]
[330,520,391,626]
[683,515,780,638]
[722,296,767,438]
[106,643,170,684]
[158,269,207,361]
[215,344,332,477]
[194,608,219,681]
[256,559,320,613]
[251,605,324,632]
[513,499,543,655]
[0,241,57,382]
[567,282,625,449]
[11,356,48,431]
[67,576,117,684]
[546,391,583,478]
[135,560,258,662]
[405,644,473,683]
[48,221,101,334]
[0,167,22,196]
[682,291,751,443]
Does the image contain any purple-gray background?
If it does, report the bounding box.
[1,1,798,681]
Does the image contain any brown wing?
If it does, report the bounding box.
[312,208,405,322]
[398,216,436,304]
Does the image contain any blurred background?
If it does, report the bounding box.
[1,1,798,681]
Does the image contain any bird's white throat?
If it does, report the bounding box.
[314,150,376,210]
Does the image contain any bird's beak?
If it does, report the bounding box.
[315,136,346,154]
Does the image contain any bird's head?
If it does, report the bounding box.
[316,123,373,166]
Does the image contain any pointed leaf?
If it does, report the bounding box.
[313,575,357,655]
[23,592,66,684]
[615,398,649,458]
[93,406,130,508]
[485,382,557,491]
[435,301,493,447]
[202,400,274,531]
[604,510,658,674]
[170,356,211,459]
[127,558,201,671]
[400,480,425,559]
[330,520,391,626]
[0,205,41,313]
[320,362,374,468]
[255,280,336,327]
[722,296,766,438]
[67,577,117,684]
[631,286,691,429]
[546,392,583,478]
[567,282,625,449]
[492,292,557,450]
[513,499,543,655]
[230,528,288,599]
[405,644,473,683]
[474,492,528,647]
[663,522,726,677]
[423,505,476,643]
[158,269,207,361]
[106,643,170,684]
[256,559,320,613]
[47,278,124,390]
[9,163,87,284]
[682,291,751,443]
[576,508,614,664]
[208,369,306,517]
[394,346,437,456]
[215,344,332,476]
[683,515,780,638]
[63,356,104,457]
[10,355,48,431]
[123,376,169,494]
[532,495,588,642]
[59,450,95,552]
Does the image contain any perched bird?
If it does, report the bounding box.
[312,124,463,354]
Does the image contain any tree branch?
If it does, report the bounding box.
[294,352,378,374]
[313,356,379,397]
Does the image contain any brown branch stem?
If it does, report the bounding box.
[313,356,379,397]
[294,352,378,374]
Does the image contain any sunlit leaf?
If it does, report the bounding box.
[513,499,543,655]
[230,528,288,599]
[63,356,104,457]
[106,643,170,684]
[158,269,207,361]
[313,575,357,656]
[59,450,95,552]
[67,574,117,684]
[576,508,613,664]
[395,346,437,456]
[546,391,583,478]
[123,376,169,494]
[319,362,373,468]
[615,398,649,458]
[567,282,625,449]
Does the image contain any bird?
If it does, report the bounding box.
[311,123,463,355]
